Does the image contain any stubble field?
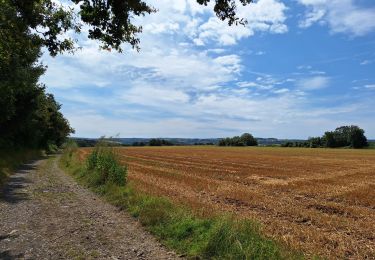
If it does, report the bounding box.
[78,146,375,259]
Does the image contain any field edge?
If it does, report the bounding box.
[59,147,307,260]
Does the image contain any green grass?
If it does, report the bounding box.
[60,144,304,260]
[0,149,43,186]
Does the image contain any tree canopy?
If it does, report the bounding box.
[323,125,368,149]
[1,0,253,150]
[281,125,368,149]
[0,0,74,150]
[7,0,253,55]
[218,133,258,147]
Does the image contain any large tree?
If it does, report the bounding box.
[0,0,74,149]
[323,126,368,149]
[7,0,253,55]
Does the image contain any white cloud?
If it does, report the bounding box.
[297,76,330,90]
[360,60,372,65]
[192,0,288,46]
[364,84,375,89]
[298,0,375,36]
[237,81,259,88]
[255,51,266,55]
[297,65,312,70]
[39,0,375,139]
[273,88,289,94]
[143,22,180,34]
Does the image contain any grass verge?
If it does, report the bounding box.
[0,149,43,187]
[60,143,304,260]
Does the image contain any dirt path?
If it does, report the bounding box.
[0,156,179,260]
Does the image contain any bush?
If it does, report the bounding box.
[46,142,59,154]
[84,143,127,186]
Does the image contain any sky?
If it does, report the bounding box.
[40,0,375,139]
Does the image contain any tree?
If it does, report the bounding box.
[323,131,336,148]
[307,137,323,148]
[6,0,253,55]
[348,126,368,148]
[218,133,257,147]
[0,1,74,149]
[323,126,368,149]
[240,133,258,146]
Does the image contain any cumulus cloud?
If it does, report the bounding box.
[193,0,288,46]
[39,0,375,139]
[297,0,375,36]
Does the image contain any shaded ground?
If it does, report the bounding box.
[0,156,178,259]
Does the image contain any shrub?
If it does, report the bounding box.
[84,143,127,186]
[46,142,59,154]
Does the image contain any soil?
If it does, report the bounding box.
[0,156,179,260]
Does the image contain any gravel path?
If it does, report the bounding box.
[0,156,179,260]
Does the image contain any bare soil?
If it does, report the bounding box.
[0,156,178,260]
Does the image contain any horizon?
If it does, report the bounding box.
[72,135,375,141]
[41,0,375,139]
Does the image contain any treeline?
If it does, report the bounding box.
[218,133,258,147]
[133,139,174,146]
[0,1,73,151]
[282,125,368,149]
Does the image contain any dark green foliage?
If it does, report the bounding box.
[71,138,98,147]
[281,126,368,149]
[241,133,258,146]
[84,142,127,186]
[307,137,323,148]
[6,0,252,55]
[148,139,174,146]
[0,0,74,150]
[197,0,253,26]
[323,126,368,148]
[132,141,146,146]
[8,0,79,56]
[218,133,258,146]
[323,131,336,148]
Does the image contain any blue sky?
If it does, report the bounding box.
[40,0,375,139]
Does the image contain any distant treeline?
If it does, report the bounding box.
[73,138,99,147]
[218,133,258,147]
[132,139,174,146]
[73,138,178,147]
[282,125,368,149]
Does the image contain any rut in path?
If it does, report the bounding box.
[0,156,178,259]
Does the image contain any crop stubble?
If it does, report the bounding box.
[78,146,375,259]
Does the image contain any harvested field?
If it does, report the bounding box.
[78,146,375,259]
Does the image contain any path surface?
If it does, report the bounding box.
[0,156,178,260]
